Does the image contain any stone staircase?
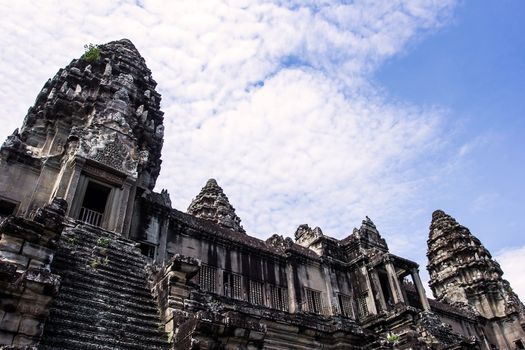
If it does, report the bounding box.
[39,220,171,350]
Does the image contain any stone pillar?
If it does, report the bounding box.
[369,269,387,312]
[150,255,200,338]
[156,216,169,264]
[411,268,430,311]
[114,177,133,233]
[385,261,403,304]
[360,265,377,315]
[322,265,335,316]
[63,158,86,217]
[286,262,298,313]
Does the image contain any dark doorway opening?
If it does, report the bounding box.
[79,181,111,227]
[379,271,394,308]
[0,199,17,217]
[515,340,525,349]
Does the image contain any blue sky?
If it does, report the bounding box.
[0,0,523,297]
[376,0,525,263]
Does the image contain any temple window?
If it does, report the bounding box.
[357,293,369,317]
[139,242,156,259]
[304,288,323,314]
[199,264,217,293]
[269,285,289,311]
[223,271,243,300]
[338,293,353,317]
[248,280,264,305]
[78,180,111,227]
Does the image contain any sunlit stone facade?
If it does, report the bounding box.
[0,39,523,350]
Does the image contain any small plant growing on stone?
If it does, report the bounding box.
[83,43,100,62]
[96,237,110,248]
[68,236,78,246]
[387,332,400,344]
[102,256,110,266]
[89,259,100,269]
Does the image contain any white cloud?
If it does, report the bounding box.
[0,0,460,261]
[496,246,525,301]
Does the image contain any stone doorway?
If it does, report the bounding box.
[78,181,111,227]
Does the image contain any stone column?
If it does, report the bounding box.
[114,177,133,234]
[369,269,387,312]
[360,265,377,315]
[322,265,335,316]
[385,261,404,304]
[411,268,430,311]
[156,215,169,264]
[63,157,86,217]
[286,262,298,313]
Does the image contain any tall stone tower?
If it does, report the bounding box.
[427,210,525,349]
[0,39,164,234]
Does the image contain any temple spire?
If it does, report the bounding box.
[187,179,245,233]
[427,210,525,328]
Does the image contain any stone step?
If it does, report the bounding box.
[47,308,167,338]
[57,281,157,310]
[39,326,170,350]
[48,301,162,328]
[53,258,149,290]
[51,292,161,322]
[63,225,142,253]
[41,225,170,350]
[54,265,153,299]
[53,253,149,284]
[56,242,148,270]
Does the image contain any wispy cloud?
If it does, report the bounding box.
[495,246,525,300]
[0,0,459,259]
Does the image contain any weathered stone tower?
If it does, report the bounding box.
[0,39,164,234]
[187,178,245,233]
[427,210,525,349]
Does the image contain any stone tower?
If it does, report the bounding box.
[0,39,164,234]
[427,210,525,349]
[187,178,245,233]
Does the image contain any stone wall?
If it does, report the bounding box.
[0,198,66,348]
[150,255,386,350]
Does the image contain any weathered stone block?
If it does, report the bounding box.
[0,330,14,345]
[0,235,24,254]
[0,313,21,333]
[12,333,35,346]
[249,330,265,340]
[0,252,29,270]
[21,243,53,263]
[27,260,46,270]
[18,317,43,337]
[20,292,52,308]
[16,300,48,318]
[0,261,17,282]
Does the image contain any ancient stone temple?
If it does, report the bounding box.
[0,39,524,349]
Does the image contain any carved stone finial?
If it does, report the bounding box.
[187,179,245,233]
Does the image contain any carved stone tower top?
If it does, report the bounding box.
[0,39,164,233]
[427,210,525,319]
[187,179,245,233]
[13,38,164,189]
